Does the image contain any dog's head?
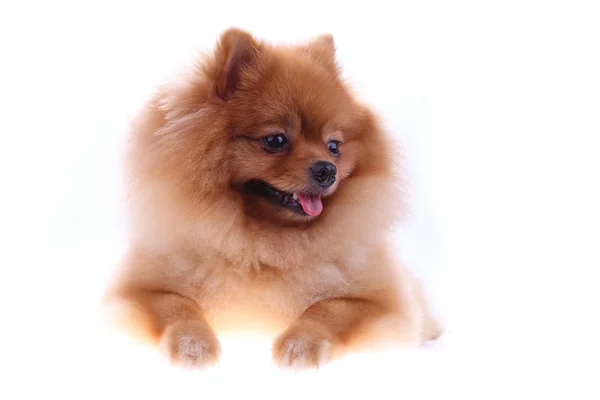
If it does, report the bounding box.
[143,28,394,225]
[214,29,391,223]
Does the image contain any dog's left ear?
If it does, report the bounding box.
[304,33,338,72]
[214,28,262,100]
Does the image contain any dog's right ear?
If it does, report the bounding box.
[214,28,262,100]
[302,33,339,74]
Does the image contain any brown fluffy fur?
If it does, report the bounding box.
[103,28,441,370]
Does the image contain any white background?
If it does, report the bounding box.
[1,0,599,398]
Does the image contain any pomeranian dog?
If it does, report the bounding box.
[104,28,440,370]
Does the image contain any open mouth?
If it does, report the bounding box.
[243,180,324,216]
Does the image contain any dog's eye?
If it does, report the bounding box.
[327,140,340,156]
[262,133,289,153]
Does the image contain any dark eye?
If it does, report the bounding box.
[262,133,289,153]
[327,140,340,156]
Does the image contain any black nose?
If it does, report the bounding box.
[310,161,337,187]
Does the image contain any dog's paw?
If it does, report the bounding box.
[159,320,221,369]
[272,322,335,370]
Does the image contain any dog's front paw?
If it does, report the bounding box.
[273,322,335,370]
[159,320,221,369]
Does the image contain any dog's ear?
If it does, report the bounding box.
[304,33,338,73]
[214,28,262,100]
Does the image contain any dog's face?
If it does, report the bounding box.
[145,29,388,226]
[214,30,372,222]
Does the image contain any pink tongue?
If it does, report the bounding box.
[297,194,323,216]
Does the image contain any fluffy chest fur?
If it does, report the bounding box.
[164,249,351,334]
